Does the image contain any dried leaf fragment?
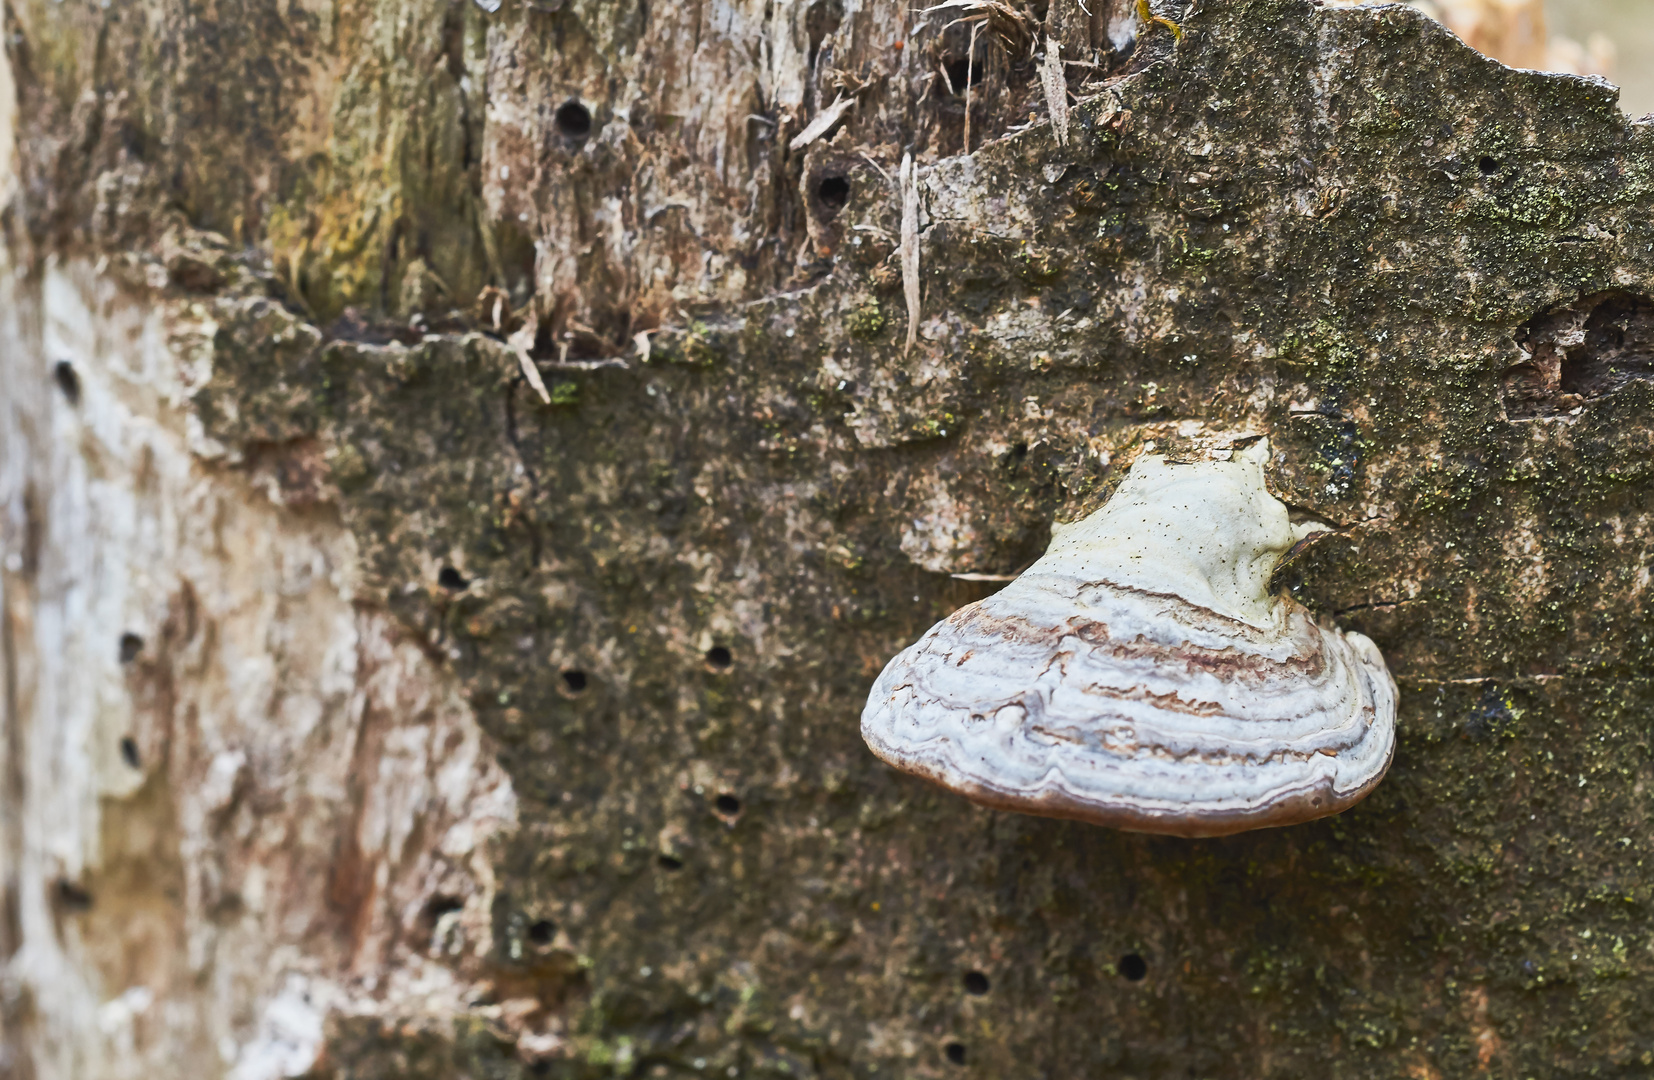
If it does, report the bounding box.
[508,312,551,404]
[789,94,856,152]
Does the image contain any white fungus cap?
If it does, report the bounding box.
[861,440,1397,838]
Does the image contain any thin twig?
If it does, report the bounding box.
[543,357,628,371]
[963,20,981,154]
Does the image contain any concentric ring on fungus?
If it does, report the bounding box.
[860,440,1397,837]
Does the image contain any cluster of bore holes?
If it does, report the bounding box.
[555,646,730,695]
[938,961,1137,1062]
[434,571,735,708]
[939,972,991,1065]
[117,634,145,769]
[555,100,592,142]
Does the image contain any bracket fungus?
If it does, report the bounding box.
[861,441,1397,837]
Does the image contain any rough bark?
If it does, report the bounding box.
[4,0,1654,1076]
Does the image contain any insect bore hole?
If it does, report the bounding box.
[527,919,556,946]
[119,737,141,769]
[714,793,742,816]
[118,632,144,663]
[944,1041,967,1066]
[53,361,81,405]
[1118,952,1148,981]
[962,970,989,996]
[705,645,733,670]
[656,853,684,871]
[816,174,850,214]
[56,879,93,912]
[1478,155,1501,176]
[422,895,464,928]
[561,669,588,694]
[437,566,469,591]
[555,100,592,141]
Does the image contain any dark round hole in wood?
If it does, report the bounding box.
[555,100,592,140]
[962,970,989,995]
[714,793,741,815]
[561,669,588,693]
[437,566,469,591]
[1478,155,1500,175]
[816,174,850,213]
[119,737,141,769]
[705,645,733,669]
[944,1041,967,1065]
[943,56,978,94]
[528,1063,552,1078]
[527,918,556,946]
[118,632,144,664]
[53,361,81,405]
[1119,952,1147,981]
[656,853,684,871]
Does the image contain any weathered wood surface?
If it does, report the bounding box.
[5,0,1654,1075]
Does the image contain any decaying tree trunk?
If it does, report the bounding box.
[4,0,1654,1074]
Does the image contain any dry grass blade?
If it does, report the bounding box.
[900,153,921,355]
